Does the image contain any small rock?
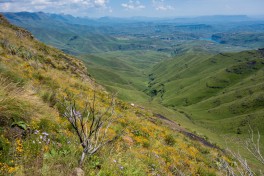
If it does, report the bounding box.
[72,167,84,176]
[57,142,62,148]
[122,136,134,145]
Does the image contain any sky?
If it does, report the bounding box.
[0,0,264,18]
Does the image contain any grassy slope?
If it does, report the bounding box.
[0,15,231,175]
[2,12,264,172]
[79,47,264,170]
[142,50,264,170]
[79,51,171,103]
[147,50,264,153]
[149,50,264,133]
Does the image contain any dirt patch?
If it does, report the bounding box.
[154,113,174,122]
[153,113,219,149]
[181,131,217,149]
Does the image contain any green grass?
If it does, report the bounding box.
[3,12,264,172]
[0,76,30,125]
[79,48,264,144]
[79,48,264,170]
[147,50,264,130]
[144,49,264,163]
[79,50,171,102]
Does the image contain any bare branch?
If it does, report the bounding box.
[220,125,264,175]
[62,92,120,167]
[244,126,264,165]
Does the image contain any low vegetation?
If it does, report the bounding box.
[147,50,264,137]
[1,14,264,175]
[1,14,259,175]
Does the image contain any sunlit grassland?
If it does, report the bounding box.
[78,45,264,171]
[0,15,235,175]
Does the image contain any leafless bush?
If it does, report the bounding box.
[224,149,255,176]
[244,126,264,165]
[63,92,120,167]
[219,126,263,175]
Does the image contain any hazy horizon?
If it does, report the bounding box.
[0,0,264,18]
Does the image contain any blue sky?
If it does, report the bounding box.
[0,0,263,17]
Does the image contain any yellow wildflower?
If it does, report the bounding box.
[8,166,17,174]
[44,145,49,152]
[16,138,23,153]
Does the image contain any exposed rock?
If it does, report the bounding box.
[8,126,24,139]
[72,167,84,176]
[122,136,134,145]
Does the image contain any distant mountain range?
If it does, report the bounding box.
[2,12,264,55]
[3,12,260,25]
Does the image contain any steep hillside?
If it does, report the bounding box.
[0,14,237,175]
[148,50,264,136]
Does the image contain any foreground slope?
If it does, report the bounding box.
[0,14,235,175]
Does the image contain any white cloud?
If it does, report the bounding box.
[152,0,174,11]
[0,0,110,16]
[1,3,10,11]
[155,5,174,11]
[121,0,145,10]
[94,0,108,7]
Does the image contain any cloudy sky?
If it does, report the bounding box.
[0,0,263,17]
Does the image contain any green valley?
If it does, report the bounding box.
[79,48,264,167]
[79,50,171,102]
[1,11,264,175]
[1,14,234,175]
